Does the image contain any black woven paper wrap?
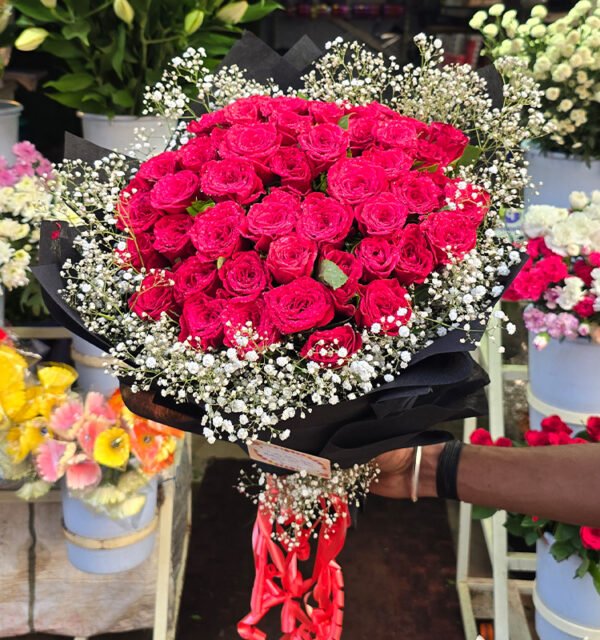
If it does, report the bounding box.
[33,34,517,467]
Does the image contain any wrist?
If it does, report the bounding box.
[418,443,444,498]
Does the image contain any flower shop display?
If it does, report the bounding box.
[471,418,600,640]
[470,1,600,208]
[506,190,600,432]
[11,0,279,155]
[33,34,546,637]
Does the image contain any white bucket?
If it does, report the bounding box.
[78,112,176,159]
[525,146,600,209]
[70,333,119,396]
[62,477,158,574]
[528,333,600,432]
[535,534,600,640]
[0,100,22,163]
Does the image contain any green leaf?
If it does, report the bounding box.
[62,19,91,45]
[217,256,226,269]
[41,37,82,58]
[589,563,600,596]
[453,144,483,168]
[187,199,215,216]
[239,0,282,23]
[524,530,540,546]
[318,259,348,290]
[46,90,94,110]
[471,505,497,520]
[554,523,579,543]
[550,540,574,563]
[11,0,56,22]
[112,89,135,108]
[45,71,95,92]
[338,114,350,130]
[575,556,590,579]
[111,25,127,80]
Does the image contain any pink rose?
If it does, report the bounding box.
[297,193,354,246]
[298,123,349,168]
[150,170,201,214]
[243,189,300,251]
[218,123,281,166]
[221,251,269,301]
[129,272,176,320]
[581,527,600,550]
[264,277,334,334]
[374,118,419,153]
[266,234,318,284]
[355,237,399,281]
[347,115,377,149]
[308,101,346,124]
[222,297,280,353]
[327,158,387,206]
[200,158,264,206]
[152,213,194,262]
[269,147,313,194]
[356,279,412,335]
[117,191,162,233]
[300,325,362,368]
[537,255,568,283]
[176,136,217,172]
[422,211,478,262]
[392,171,443,214]
[136,151,179,183]
[355,193,408,237]
[269,109,313,145]
[173,256,220,304]
[394,224,435,285]
[417,122,469,167]
[362,147,413,181]
[187,110,226,135]
[188,201,244,262]
[320,247,363,315]
[116,233,167,271]
[262,96,310,116]
[527,237,553,259]
[179,294,226,350]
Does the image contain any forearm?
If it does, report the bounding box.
[419,443,600,528]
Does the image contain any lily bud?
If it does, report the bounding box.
[216,1,248,24]
[113,0,134,25]
[15,27,49,51]
[184,9,205,34]
[40,0,57,8]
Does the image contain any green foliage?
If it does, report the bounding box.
[318,259,349,290]
[11,0,280,115]
[471,505,497,520]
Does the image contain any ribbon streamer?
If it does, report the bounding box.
[238,494,349,639]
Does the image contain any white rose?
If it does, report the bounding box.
[545,87,561,100]
[570,52,583,67]
[570,109,587,126]
[523,204,569,238]
[591,191,600,205]
[569,191,590,210]
[591,268,600,297]
[552,62,573,82]
[0,239,12,264]
[556,276,586,310]
[558,98,574,112]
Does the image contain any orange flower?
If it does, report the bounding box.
[131,418,178,474]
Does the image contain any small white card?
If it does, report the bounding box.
[247,440,332,479]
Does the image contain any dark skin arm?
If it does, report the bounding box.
[372,443,600,529]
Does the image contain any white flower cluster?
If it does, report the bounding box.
[57,37,537,446]
[471,1,600,157]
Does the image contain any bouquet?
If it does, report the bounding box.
[0,142,76,319]
[471,416,600,593]
[470,1,600,161]
[34,34,545,638]
[505,190,600,348]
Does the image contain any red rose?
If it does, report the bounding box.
[527,237,553,259]
[222,297,280,353]
[494,437,513,447]
[590,253,600,267]
[264,277,334,334]
[374,118,419,153]
[327,158,387,206]
[422,211,478,262]
[266,234,318,284]
[417,122,469,167]
[221,251,269,301]
[347,115,377,149]
[587,416,600,442]
[362,147,413,181]
[393,171,443,214]
[176,136,217,172]
[129,272,176,321]
[297,193,354,246]
[394,224,435,285]
[525,430,549,447]
[201,158,264,206]
[117,191,162,233]
[187,110,226,135]
[320,247,362,315]
[179,294,226,350]
[356,279,412,335]
[243,189,300,251]
[537,255,568,283]
[222,96,268,124]
[300,325,362,368]
[116,233,167,271]
[573,259,594,286]
[173,256,220,304]
[308,101,346,124]
[541,415,571,434]
[510,264,547,301]
[470,428,493,446]
[269,109,313,145]
[136,151,179,183]
[580,527,600,551]
[188,201,244,262]
[150,170,201,214]
[298,123,349,168]
[152,213,194,262]
[355,193,408,237]
[219,123,281,166]
[355,237,399,281]
[269,147,313,194]
[573,295,596,318]
[262,96,310,116]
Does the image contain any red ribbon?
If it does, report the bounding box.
[238,494,349,640]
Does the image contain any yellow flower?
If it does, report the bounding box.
[6,419,46,463]
[93,427,130,468]
[37,362,77,395]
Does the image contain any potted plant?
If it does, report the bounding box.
[505,190,600,431]
[12,0,279,154]
[471,419,600,640]
[0,0,21,162]
[470,2,600,208]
